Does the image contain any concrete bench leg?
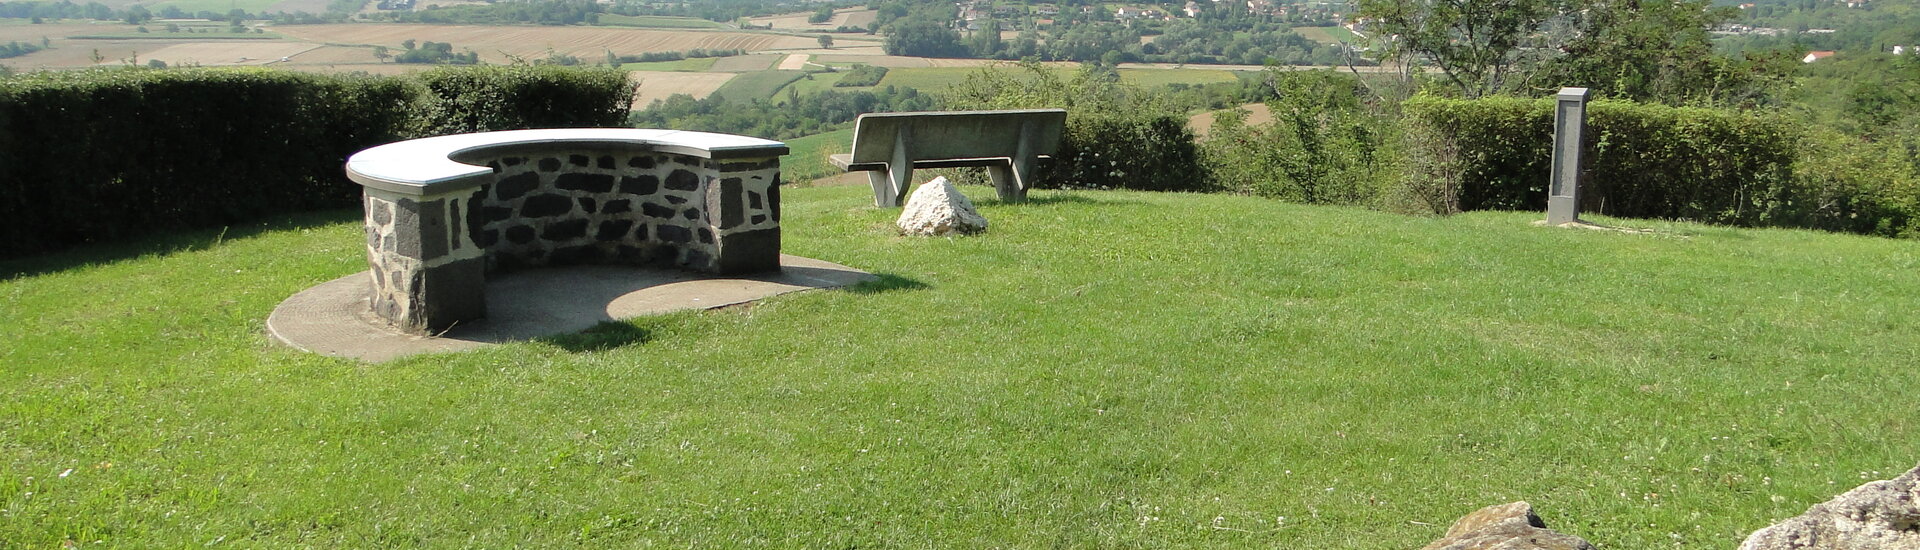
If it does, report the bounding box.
[871,125,914,207]
[988,164,1021,202]
[990,120,1041,203]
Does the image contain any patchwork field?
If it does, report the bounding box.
[595,14,729,30]
[628,70,735,108]
[746,7,877,30]
[272,24,820,62]
[707,53,779,72]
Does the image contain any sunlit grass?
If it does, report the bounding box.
[2,186,1917,547]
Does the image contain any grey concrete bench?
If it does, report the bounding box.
[345,128,787,333]
[829,109,1067,206]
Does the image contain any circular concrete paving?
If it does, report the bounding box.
[268,254,875,362]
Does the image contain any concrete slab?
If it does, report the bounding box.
[268,254,876,362]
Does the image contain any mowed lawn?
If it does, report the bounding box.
[3,186,1918,547]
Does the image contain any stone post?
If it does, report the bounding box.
[1547,87,1589,226]
[362,188,487,334]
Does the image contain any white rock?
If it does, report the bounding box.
[896,177,987,236]
[1740,463,1920,550]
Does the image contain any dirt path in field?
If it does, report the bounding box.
[775,53,810,70]
[1188,103,1273,139]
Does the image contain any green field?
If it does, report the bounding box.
[5,184,1918,547]
[1295,25,1358,45]
[782,127,853,182]
[710,69,804,100]
[618,56,718,72]
[67,32,282,40]
[596,14,729,29]
[149,0,286,14]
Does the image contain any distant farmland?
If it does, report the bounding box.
[272,24,820,63]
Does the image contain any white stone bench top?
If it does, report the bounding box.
[347,128,788,196]
[838,109,1067,167]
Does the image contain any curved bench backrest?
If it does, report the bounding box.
[346,129,788,333]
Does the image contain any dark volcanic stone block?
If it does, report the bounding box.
[619,175,658,196]
[502,156,523,166]
[682,248,711,269]
[713,228,780,274]
[633,223,648,242]
[541,219,589,241]
[496,172,540,201]
[603,199,632,214]
[539,157,562,172]
[749,191,762,210]
[476,228,499,248]
[569,154,589,167]
[579,198,597,214]
[596,220,634,241]
[665,169,700,191]
[522,194,574,218]
[696,227,712,244]
[751,214,767,225]
[413,256,486,333]
[504,225,536,244]
[597,155,615,169]
[393,199,422,257]
[628,155,655,169]
[369,198,392,226]
[483,206,515,222]
[641,202,675,219]
[718,177,744,229]
[417,199,448,261]
[682,208,700,221]
[556,173,615,193]
[664,195,687,205]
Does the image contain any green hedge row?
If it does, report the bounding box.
[1401,96,1919,235]
[0,65,634,259]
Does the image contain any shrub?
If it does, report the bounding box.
[0,65,639,258]
[943,62,1206,192]
[414,65,634,134]
[1201,69,1401,207]
[0,68,418,258]
[833,64,888,87]
[1404,96,1797,225]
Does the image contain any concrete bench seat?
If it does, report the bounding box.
[345,128,788,333]
[828,109,1067,206]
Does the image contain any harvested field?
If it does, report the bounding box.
[747,8,877,30]
[775,53,809,70]
[273,24,818,62]
[143,42,319,66]
[0,23,116,42]
[1188,103,1274,139]
[264,0,335,13]
[281,44,383,64]
[707,54,778,72]
[811,54,1014,69]
[629,70,735,107]
[0,38,314,69]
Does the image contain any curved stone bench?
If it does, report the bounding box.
[346,128,788,334]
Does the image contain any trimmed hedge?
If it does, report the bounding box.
[1401,96,1918,235]
[416,65,633,135]
[0,66,635,259]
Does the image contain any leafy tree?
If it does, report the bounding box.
[808,5,833,24]
[373,45,390,63]
[1355,0,1562,98]
[817,34,833,48]
[883,19,964,57]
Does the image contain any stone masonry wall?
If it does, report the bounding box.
[459,148,782,274]
[361,146,782,334]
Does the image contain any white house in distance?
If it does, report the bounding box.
[1802,50,1837,63]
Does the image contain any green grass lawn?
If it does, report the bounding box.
[711,69,804,100]
[4,187,1919,547]
[595,14,729,29]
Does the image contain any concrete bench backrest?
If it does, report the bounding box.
[848,109,1067,164]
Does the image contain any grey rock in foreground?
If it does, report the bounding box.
[897,177,987,236]
[1420,501,1597,550]
[1740,463,1920,550]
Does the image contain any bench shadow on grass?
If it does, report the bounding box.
[1,209,362,281]
[538,321,655,352]
[846,273,928,294]
[983,193,1124,208]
